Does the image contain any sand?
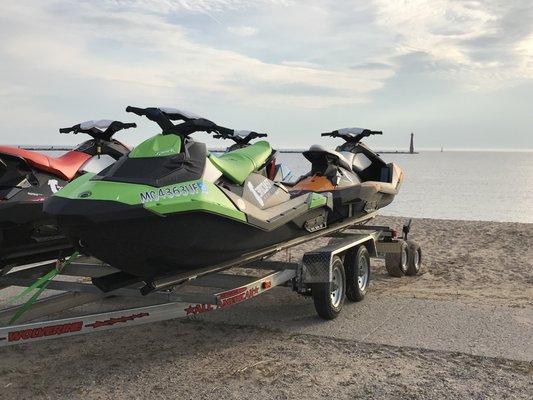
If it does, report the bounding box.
[0,216,532,399]
[274,215,533,308]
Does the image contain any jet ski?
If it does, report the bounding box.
[44,106,402,283]
[289,127,403,214]
[0,120,136,268]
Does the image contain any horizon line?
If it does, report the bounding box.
[13,144,533,153]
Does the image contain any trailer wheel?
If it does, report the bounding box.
[345,246,370,302]
[406,240,422,276]
[312,256,346,320]
[385,240,408,277]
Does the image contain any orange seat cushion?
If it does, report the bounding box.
[0,146,91,180]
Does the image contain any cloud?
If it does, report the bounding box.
[350,62,392,71]
[227,25,258,37]
[3,0,528,114]
[96,0,286,13]
[372,0,533,89]
[0,0,530,148]
[0,1,394,109]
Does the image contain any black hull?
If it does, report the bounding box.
[0,164,73,267]
[0,201,72,267]
[55,207,308,279]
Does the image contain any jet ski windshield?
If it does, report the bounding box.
[158,107,203,120]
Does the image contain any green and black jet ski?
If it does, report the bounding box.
[44,106,403,284]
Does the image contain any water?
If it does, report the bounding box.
[277,151,533,223]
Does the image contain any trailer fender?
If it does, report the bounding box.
[298,233,378,288]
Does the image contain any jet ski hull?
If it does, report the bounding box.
[45,177,395,280]
[0,181,72,268]
[47,197,310,279]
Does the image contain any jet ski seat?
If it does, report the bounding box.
[209,141,272,184]
[305,145,353,171]
[0,146,91,181]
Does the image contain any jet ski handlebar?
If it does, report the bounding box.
[321,128,382,143]
[213,130,268,145]
[59,120,137,142]
[126,106,233,138]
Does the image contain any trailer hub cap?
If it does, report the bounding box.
[401,247,408,268]
[358,255,369,290]
[330,264,344,308]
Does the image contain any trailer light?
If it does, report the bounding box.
[262,281,272,289]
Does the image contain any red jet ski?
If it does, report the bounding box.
[0,120,136,269]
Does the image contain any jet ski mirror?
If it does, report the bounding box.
[126,106,233,138]
[59,120,137,142]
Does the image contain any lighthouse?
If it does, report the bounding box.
[409,133,414,154]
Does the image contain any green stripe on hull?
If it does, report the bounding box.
[55,174,246,222]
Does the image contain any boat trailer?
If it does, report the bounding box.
[0,213,422,347]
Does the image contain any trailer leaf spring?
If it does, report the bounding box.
[8,252,80,324]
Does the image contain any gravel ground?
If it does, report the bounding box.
[1,319,532,399]
[0,216,532,399]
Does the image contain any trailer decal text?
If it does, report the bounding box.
[217,286,260,308]
[8,321,83,342]
[185,304,214,315]
[85,312,150,329]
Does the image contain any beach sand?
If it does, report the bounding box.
[278,215,533,308]
[0,217,531,399]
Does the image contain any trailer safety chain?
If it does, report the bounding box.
[7,252,80,324]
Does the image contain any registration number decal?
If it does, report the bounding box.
[140,182,208,204]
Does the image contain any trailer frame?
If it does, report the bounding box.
[0,214,419,347]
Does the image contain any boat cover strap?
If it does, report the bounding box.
[209,141,272,184]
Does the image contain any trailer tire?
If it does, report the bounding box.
[385,240,408,277]
[311,256,346,320]
[345,246,370,302]
[406,240,422,276]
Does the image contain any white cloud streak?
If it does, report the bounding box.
[0,1,393,108]
[0,0,530,147]
[227,26,258,36]
[373,0,533,88]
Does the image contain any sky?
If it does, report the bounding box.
[0,0,531,151]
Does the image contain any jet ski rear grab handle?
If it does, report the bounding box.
[0,213,415,347]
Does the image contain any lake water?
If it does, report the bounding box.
[277,151,533,223]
